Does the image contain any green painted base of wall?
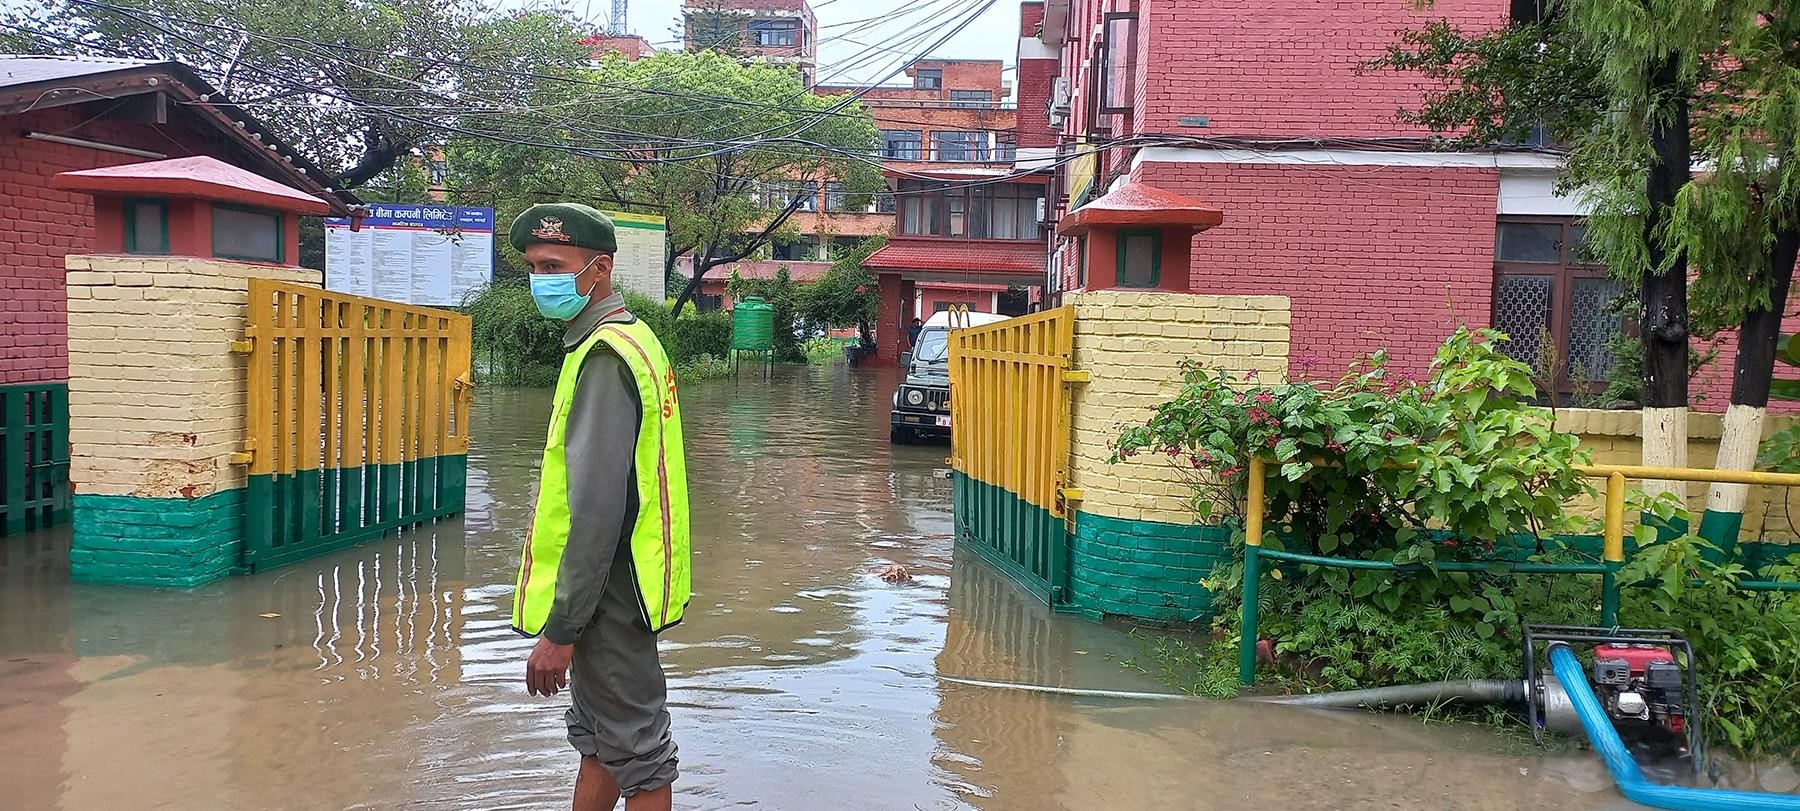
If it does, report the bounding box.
[70,489,245,588]
[1071,511,1229,624]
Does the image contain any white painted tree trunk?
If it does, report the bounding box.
[1641,407,1689,503]
[1706,404,1764,512]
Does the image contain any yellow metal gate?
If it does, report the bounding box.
[242,280,474,570]
[947,306,1079,605]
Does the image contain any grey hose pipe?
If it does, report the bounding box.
[1252,679,1527,708]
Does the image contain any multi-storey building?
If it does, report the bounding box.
[683,0,819,86]
[1034,0,1656,401]
[678,0,1057,363]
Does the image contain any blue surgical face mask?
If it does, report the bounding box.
[530,255,600,320]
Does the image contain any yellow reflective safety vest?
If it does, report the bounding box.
[513,316,691,635]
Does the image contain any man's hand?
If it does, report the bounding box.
[526,637,575,697]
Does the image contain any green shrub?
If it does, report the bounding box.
[1115,327,1593,632]
[675,353,731,382]
[463,281,564,386]
[802,336,843,365]
[1117,328,1800,757]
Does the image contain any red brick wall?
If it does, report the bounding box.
[1136,0,1506,137]
[1021,2,1045,36]
[1016,57,1059,149]
[0,107,216,385]
[919,287,996,316]
[1140,159,1500,377]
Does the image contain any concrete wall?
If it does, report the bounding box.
[65,254,318,586]
[1064,289,1291,622]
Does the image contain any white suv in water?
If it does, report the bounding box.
[889,310,1011,444]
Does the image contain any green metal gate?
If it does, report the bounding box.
[0,383,70,537]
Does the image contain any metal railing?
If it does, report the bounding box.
[0,383,69,537]
[241,279,473,571]
[1239,459,1800,687]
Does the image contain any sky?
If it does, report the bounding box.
[572,0,1022,91]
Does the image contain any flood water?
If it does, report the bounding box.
[1,366,1662,810]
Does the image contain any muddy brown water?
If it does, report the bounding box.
[1,366,1666,810]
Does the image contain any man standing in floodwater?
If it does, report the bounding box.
[508,203,691,811]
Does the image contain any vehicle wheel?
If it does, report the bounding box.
[890,426,913,444]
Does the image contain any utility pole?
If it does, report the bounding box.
[609,0,628,36]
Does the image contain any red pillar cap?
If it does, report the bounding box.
[1056,177,1223,238]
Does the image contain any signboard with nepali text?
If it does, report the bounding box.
[324,205,494,307]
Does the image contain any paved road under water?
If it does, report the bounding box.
[1,366,1664,810]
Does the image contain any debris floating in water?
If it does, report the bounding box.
[258,612,281,619]
[876,564,913,583]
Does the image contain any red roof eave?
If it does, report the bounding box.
[52,156,332,215]
[865,238,1046,274]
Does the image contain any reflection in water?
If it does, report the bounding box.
[1,366,1641,810]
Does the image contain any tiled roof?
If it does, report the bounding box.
[0,55,160,88]
[53,156,332,214]
[865,238,1044,274]
[679,258,830,282]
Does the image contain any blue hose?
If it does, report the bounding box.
[1547,645,1800,810]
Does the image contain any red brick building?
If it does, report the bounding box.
[1038,0,1638,401]
[678,1,1057,363]
[683,0,818,86]
[0,57,347,388]
[584,33,657,61]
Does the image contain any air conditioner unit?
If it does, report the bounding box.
[1047,77,1072,127]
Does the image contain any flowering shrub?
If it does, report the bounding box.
[1114,327,1594,621]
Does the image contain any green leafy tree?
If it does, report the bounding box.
[1,0,593,189]
[797,236,885,342]
[448,50,882,317]
[1370,3,1800,518]
[681,0,748,57]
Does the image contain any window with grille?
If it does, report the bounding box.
[1492,218,1623,397]
[932,131,988,162]
[896,179,1043,239]
[760,181,817,211]
[748,19,797,46]
[1099,9,1140,115]
[950,89,991,107]
[880,130,922,159]
[213,205,282,263]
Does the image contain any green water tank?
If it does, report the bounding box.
[731,296,774,351]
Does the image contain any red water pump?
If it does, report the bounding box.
[1523,626,1698,757]
[1589,642,1688,738]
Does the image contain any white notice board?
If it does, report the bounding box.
[603,210,667,302]
[324,206,495,307]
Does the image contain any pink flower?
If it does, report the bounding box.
[1246,406,1267,422]
[1297,354,1322,372]
[1265,435,1280,449]
[1443,540,1459,548]
[1325,440,1345,453]
[1220,466,1243,477]
[1234,393,1247,405]
[1254,391,1274,405]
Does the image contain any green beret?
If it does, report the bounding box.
[509,203,617,254]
